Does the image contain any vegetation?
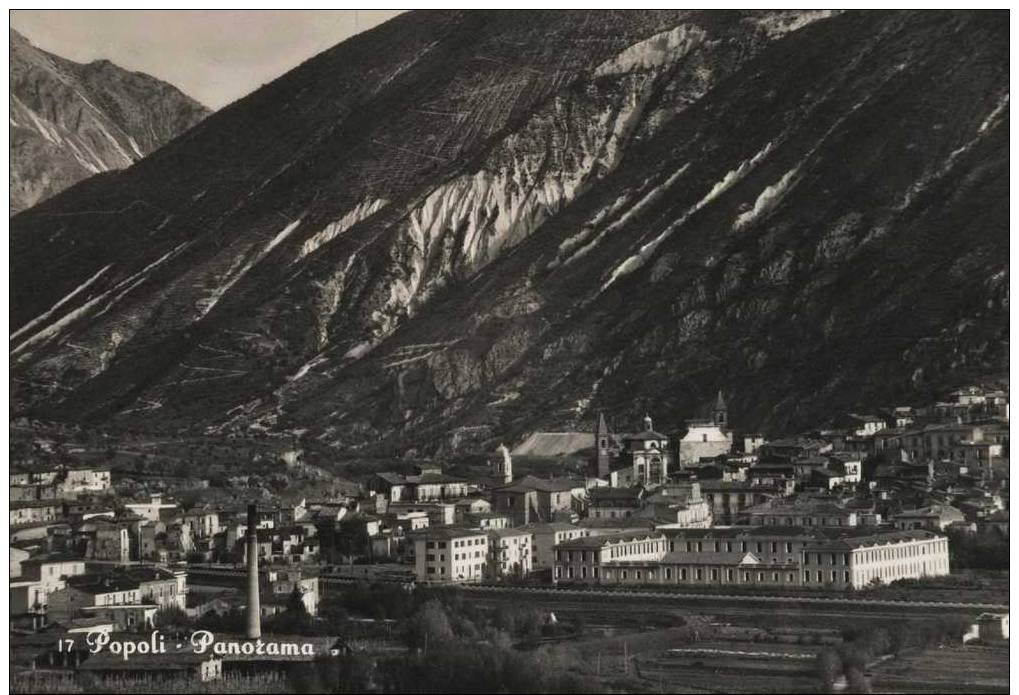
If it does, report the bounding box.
[815,616,972,693]
[945,527,1009,570]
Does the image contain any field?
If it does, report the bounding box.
[868,644,1009,693]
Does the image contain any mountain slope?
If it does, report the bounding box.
[9,28,210,214]
[9,11,1008,455]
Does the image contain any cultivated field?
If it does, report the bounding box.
[868,644,1009,693]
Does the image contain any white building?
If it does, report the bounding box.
[413,528,488,583]
[124,494,178,522]
[522,522,590,570]
[487,528,532,578]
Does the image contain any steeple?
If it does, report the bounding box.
[712,390,728,428]
[594,412,611,478]
[643,414,654,432]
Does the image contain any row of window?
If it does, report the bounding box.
[856,541,941,564]
[424,537,487,551]
[555,565,803,585]
[673,539,797,554]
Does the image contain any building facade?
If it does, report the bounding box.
[413,528,489,583]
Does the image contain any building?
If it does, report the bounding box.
[491,476,580,526]
[699,481,782,525]
[587,486,645,519]
[560,527,950,590]
[11,501,61,526]
[620,416,671,486]
[124,494,178,522]
[489,444,513,485]
[553,531,668,583]
[413,527,489,583]
[892,504,966,531]
[131,566,188,610]
[804,530,950,589]
[48,574,155,630]
[679,393,734,467]
[487,528,532,578]
[263,567,319,616]
[588,412,617,479]
[747,499,860,528]
[758,437,832,461]
[369,468,473,503]
[10,554,87,614]
[637,481,713,527]
[600,551,802,588]
[522,522,590,570]
[61,467,112,495]
[387,501,457,527]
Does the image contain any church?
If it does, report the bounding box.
[590,392,734,486]
[591,413,671,488]
[678,391,734,466]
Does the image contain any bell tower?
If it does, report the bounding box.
[491,444,513,484]
[712,390,728,428]
[594,412,611,478]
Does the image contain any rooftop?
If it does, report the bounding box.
[557,530,664,549]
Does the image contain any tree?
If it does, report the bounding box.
[406,601,454,651]
[152,606,193,635]
[815,649,842,693]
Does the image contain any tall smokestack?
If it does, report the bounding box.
[245,503,261,639]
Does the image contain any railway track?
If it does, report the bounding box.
[186,567,1008,611]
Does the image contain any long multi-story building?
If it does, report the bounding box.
[555,527,949,590]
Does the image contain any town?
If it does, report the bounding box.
[10,384,1010,692]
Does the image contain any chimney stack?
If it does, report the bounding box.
[245,503,261,639]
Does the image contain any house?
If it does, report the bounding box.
[491,476,579,525]
[521,522,589,570]
[368,468,473,503]
[388,501,457,527]
[699,480,782,525]
[464,511,511,529]
[129,566,188,610]
[486,528,532,578]
[47,573,154,630]
[758,437,831,461]
[968,613,1009,642]
[587,486,645,519]
[124,494,178,522]
[11,500,62,526]
[892,504,966,531]
[638,480,713,527]
[10,554,87,614]
[61,467,112,495]
[263,567,319,616]
[747,499,860,528]
[182,508,221,539]
[412,527,489,583]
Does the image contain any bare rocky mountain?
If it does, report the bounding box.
[9,11,1008,455]
[9,28,209,214]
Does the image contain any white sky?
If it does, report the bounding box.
[10,10,404,109]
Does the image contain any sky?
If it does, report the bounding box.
[10,10,405,110]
